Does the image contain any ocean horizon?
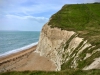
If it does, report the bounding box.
[0,31,40,57]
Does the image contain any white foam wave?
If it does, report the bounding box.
[0,42,38,57]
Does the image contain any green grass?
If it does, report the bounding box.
[78,51,100,69]
[1,3,100,75]
[48,3,100,46]
[48,3,100,72]
[0,69,100,75]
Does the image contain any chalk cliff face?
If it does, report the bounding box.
[36,23,100,71]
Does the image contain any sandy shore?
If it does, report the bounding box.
[0,45,56,72]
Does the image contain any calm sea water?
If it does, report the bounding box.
[0,31,40,56]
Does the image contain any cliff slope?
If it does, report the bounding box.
[36,3,100,71]
[0,3,100,75]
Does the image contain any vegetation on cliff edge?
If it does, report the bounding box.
[0,3,100,75]
[48,3,100,46]
[0,69,100,75]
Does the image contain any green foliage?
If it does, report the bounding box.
[48,4,100,46]
[1,3,100,75]
[77,51,100,69]
[1,69,100,75]
[61,58,74,70]
[64,34,76,50]
[49,4,100,71]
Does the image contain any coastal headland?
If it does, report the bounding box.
[0,3,100,75]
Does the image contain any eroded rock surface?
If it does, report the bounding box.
[36,23,100,71]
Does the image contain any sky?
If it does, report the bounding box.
[0,0,100,31]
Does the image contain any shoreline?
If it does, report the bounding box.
[0,45,37,66]
[0,45,56,72]
[0,42,38,58]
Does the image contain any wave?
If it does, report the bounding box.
[0,42,38,57]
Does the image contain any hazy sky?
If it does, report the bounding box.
[0,0,99,31]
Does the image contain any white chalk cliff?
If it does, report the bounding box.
[36,22,100,71]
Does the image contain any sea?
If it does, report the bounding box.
[0,31,40,57]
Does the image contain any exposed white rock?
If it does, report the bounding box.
[84,53,91,60]
[83,57,100,70]
[36,23,75,71]
[36,23,100,71]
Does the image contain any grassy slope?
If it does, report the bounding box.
[1,3,100,75]
[48,4,100,46]
[0,69,100,75]
[48,4,100,71]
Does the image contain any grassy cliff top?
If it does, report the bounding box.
[48,3,100,46]
[0,3,100,75]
